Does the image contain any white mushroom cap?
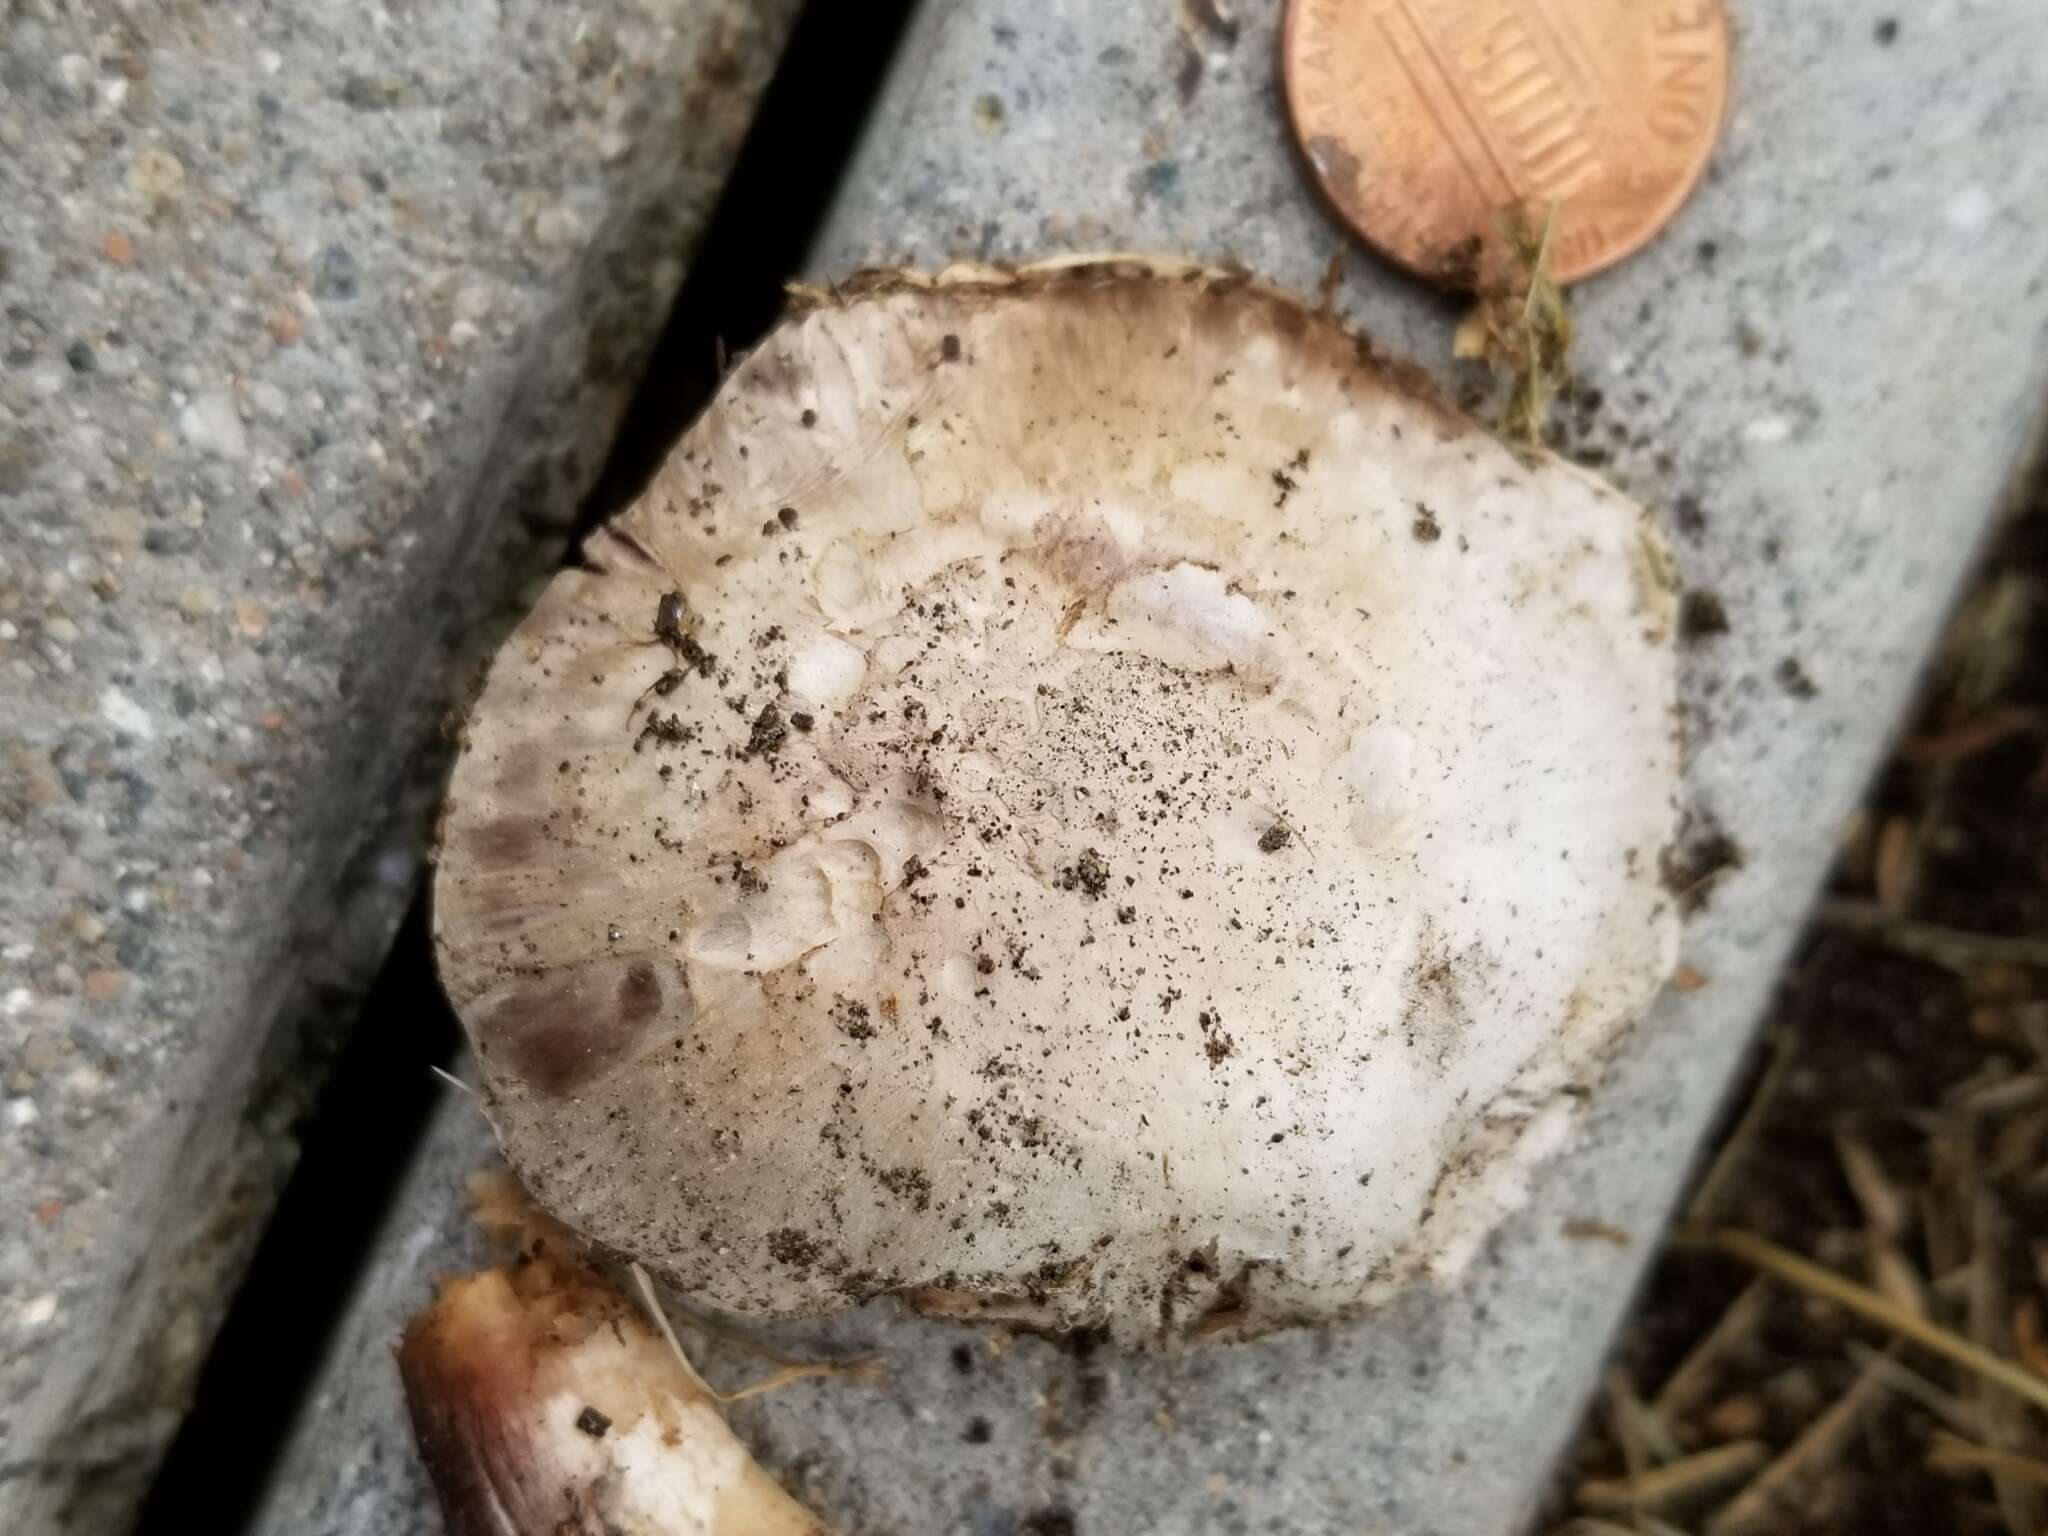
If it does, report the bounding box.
[434,257,1679,1345]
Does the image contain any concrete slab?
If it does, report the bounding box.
[253,1,2048,1532]
[0,2,798,1528]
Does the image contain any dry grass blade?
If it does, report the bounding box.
[1835,1134,1909,1240]
[1504,206,1569,444]
[1683,1227,2048,1415]
[1607,1365,1682,1471]
[1873,814,1918,913]
[2019,1004,2048,1065]
[1704,1354,1891,1535]
[631,1262,722,1402]
[1818,900,2048,974]
[632,1262,885,1405]
[1653,1281,1769,1423]
[1968,1188,2046,1535]
[1954,1071,2048,1118]
[1843,1340,1985,1436]
[1927,1432,2048,1489]
[1606,1365,1650,1487]
[1990,1103,2048,1178]
[1454,202,1571,445]
[1901,703,2042,764]
[2018,1299,2048,1377]
[1687,1034,1795,1223]
[1868,1241,1932,1324]
[1921,1138,1973,1283]
[718,1357,886,1404]
[1578,1440,1767,1518]
[1940,567,2038,711]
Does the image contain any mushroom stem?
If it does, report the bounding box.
[399,1183,836,1535]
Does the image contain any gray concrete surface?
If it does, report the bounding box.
[0,2,799,1529]
[264,0,2046,1532]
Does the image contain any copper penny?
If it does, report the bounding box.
[1282,0,1732,287]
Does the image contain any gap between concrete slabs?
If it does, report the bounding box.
[0,3,801,1531]
[252,1,2048,1532]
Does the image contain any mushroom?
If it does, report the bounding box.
[433,256,1679,1346]
[400,1175,838,1535]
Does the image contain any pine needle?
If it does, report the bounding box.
[1680,1226,2048,1415]
[1578,1439,1766,1516]
[1654,1280,1769,1422]
[1926,1431,2048,1489]
[1705,1352,1891,1535]
[1687,1033,1796,1223]
[1818,900,2048,974]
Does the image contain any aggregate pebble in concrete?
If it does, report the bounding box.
[261,0,2048,1532]
[0,2,798,1529]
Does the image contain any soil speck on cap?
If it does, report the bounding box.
[1412,505,1442,542]
[877,1166,932,1209]
[766,1228,822,1271]
[1056,847,1111,897]
[747,702,788,756]
[833,997,875,1041]
[1258,822,1292,852]
[633,713,696,753]
[1660,818,1745,914]
[1678,590,1731,642]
